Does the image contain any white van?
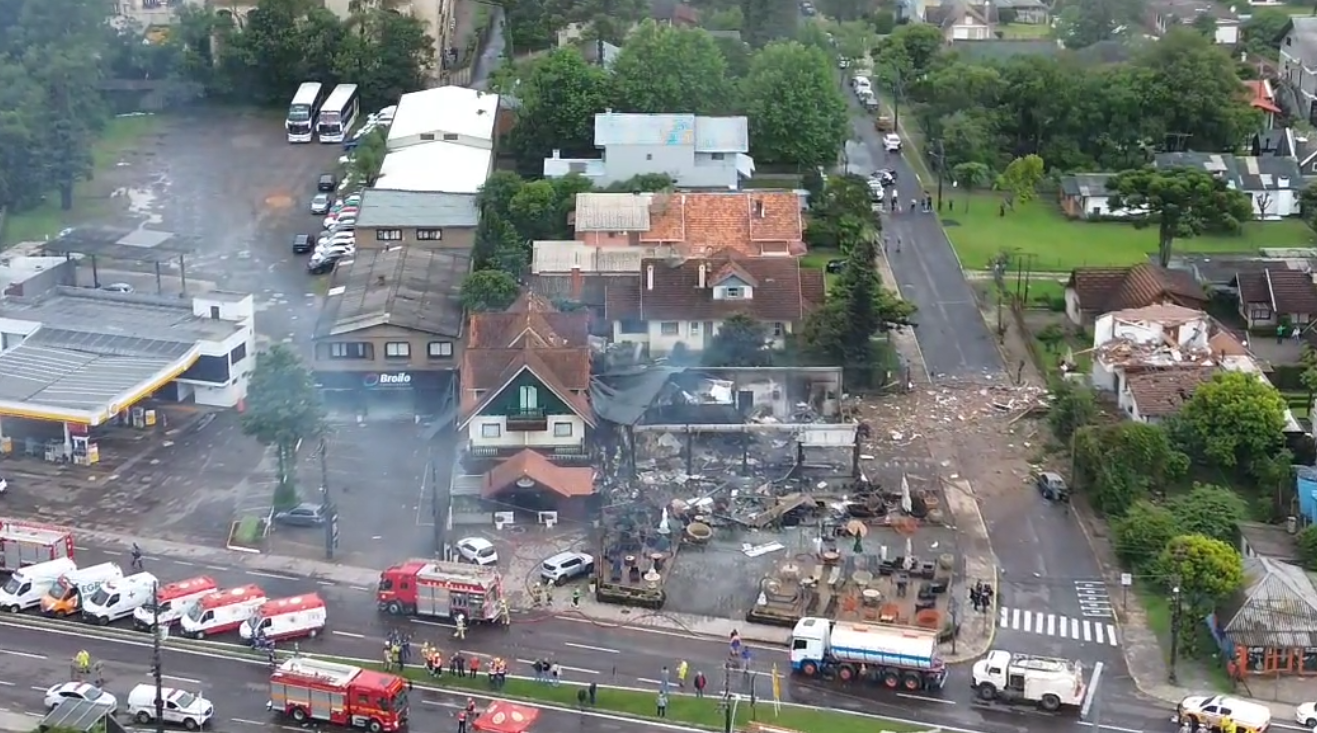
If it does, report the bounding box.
[179,585,266,639]
[239,594,327,641]
[133,576,217,630]
[126,684,214,730]
[82,572,158,625]
[0,557,76,612]
[40,562,123,617]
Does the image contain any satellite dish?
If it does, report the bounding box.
[516,477,535,488]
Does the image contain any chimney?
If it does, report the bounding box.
[646,264,655,291]
[698,263,707,289]
[570,264,583,300]
[754,199,765,218]
[552,149,561,159]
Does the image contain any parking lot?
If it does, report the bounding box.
[3,109,444,560]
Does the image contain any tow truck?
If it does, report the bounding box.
[971,650,1087,712]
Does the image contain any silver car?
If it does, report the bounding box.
[310,193,332,215]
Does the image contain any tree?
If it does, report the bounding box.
[819,0,870,22]
[1053,0,1142,49]
[473,213,526,275]
[1298,525,1317,571]
[1157,533,1245,604]
[1167,483,1249,546]
[952,162,992,211]
[546,0,646,47]
[507,49,612,171]
[872,23,945,80]
[507,180,563,243]
[348,127,387,187]
[1048,381,1097,442]
[611,22,733,115]
[824,20,880,65]
[334,7,432,111]
[1301,183,1317,234]
[461,270,520,312]
[1190,13,1217,38]
[994,154,1045,209]
[1241,8,1290,57]
[741,41,849,168]
[1106,167,1254,268]
[741,0,797,47]
[240,345,327,509]
[1173,371,1286,470]
[704,313,774,367]
[805,174,873,250]
[603,173,676,193]
[1301,345,1317,408]
[1073,422,1190,516]
[1111,500,1179,571]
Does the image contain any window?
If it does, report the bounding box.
[519,385,539,411]
[772,322,785,338]
[384,342,411,358]
[553,422,573,437]
[428,341,454,358]
[208,305,221,319]
[710,153,725,160]
[376,229,403,241]
[328,342,371,359]
[481,423,501,438]
[660,322,679,336]
[443,133,458,141]
[619,319,646,334]
[229,342,247,365]
[689,322,702,337]
[645,153,653,160]
[725,287,743,299]
[417,229,442,241]
[420,133,435,141]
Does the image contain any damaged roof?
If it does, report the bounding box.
[482,448,595,499]
[1234,267,1317,315]
[1067,263,1206,314]
[604,252,826,323]
[1124,367,1217,417]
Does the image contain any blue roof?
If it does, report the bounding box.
[594,113,748,152]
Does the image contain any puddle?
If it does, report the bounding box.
[111,185,165,225]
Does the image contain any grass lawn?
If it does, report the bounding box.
[333,657,926,733]
[801,247,842,290]
[941,193,1316,271]
[1136,584,1232,693]
[999,23,1051,38]
[1,114,160,247]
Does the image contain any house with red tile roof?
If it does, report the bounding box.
[603,251,826,357]
[573,191,805,257]
[1244,79,1281,130]
[456,293,596,513]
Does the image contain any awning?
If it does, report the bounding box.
[736,153,756,178]
[474,701,540,733]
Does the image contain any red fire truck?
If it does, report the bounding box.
[269,658,408,732]
[377,559,502,622]
[0,518,74,571]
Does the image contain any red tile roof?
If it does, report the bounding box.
[1125,367,1218,417]
[639,192,804,257]
[1067,263,1206,314]
[482,449,595,499]
[1235,268,1317,316]
[604,252,825,323]
[1244,80,1281,115]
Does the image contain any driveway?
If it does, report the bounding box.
[845,95,1004,381]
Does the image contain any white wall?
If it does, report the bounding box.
[1250,188,1299,220]
[1215,23,1239,45]
[1064,287,1083,326]
[192,293,254,323]
[468,415,587,449]
[628,319,791,355]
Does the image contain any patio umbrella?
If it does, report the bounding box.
[473,701,540,733]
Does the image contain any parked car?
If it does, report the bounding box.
[317,173,337,192]
[883,133,902,153]
[101,282,134,293]
[1035,471,1069,502]
[825,259,845,274]
[310,193,332,215]
[456,537,499,566]
[1296,701,1317,727]
[45,682,118,713]
[292,233,314,254]
[540,551,594,585]
[273,503,326,528]
[306,257,338,276]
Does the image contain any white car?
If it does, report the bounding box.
[315,245,355,261]
[45,682,118,713]
[310,193,332,215]
[883,133,902,153]
[540,551,594,585]
[1296,701,1317,727]
[127,684,213,730]
[323,209,357,229]
[0,475,8,494]
[456,537,498,566]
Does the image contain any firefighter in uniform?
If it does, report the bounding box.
[454,614,467,640]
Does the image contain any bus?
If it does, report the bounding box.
[317,84,360,144]
[286,82,325,143]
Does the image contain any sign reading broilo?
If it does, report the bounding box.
[363,372,412,388]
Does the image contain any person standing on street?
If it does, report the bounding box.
[456,710,467,733]
[468,655,480,680]
[676,660,689,688]
[572,588,581,608]
[693,671,706,698]
[656,692,668,718]
[550,661,562,687]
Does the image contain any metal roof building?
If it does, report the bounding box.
[375,143,494,195]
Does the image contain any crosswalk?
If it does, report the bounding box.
[998,607,1120,647]
[1075,580,1114,618]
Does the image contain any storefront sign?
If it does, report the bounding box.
[363,372,412,388]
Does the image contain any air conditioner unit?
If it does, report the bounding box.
[494,511,515,530]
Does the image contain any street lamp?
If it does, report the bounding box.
[1168,583,1182,684]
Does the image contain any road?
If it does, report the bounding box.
[843,92,1003,381]
[0,616,1239,733]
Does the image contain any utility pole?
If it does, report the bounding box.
[1168,580,1182,684]
[928,139,947,211]
[320,437,338,560]
[151,582,164,733]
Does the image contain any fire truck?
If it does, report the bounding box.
[0,519,74,572]
[269,658,409,733]
[377,559,502,622]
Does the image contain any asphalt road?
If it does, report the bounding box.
[0,616,1236,733]
[844,92,1004,382]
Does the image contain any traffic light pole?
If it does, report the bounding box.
[152,582,164,733]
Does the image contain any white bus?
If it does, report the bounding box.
[316,84,360,144]
[286,82,325,143]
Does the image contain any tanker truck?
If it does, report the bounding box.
[788,616,947,692]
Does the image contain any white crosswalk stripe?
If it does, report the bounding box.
[999,607,1119,647]
[1074,580,1114,618]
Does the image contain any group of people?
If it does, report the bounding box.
[417,644,511,689]
[71,650,106,687]
[970,581,996,613]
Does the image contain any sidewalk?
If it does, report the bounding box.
[874,248,930,384]
[0,710,36,733]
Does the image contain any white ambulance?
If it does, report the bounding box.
[0,557,76,612]
[239,594,327,642]
[132,576,218,630]
[82,572,158,625]
[179,585,267,639]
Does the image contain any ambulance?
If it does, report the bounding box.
[132,576,218,630]
[82,571,158,625]
[0,557,76,612]
[179,585,267,639]
[239,595,327,642]
[40,562,123,617]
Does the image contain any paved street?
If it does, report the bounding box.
[844,96,1003,381]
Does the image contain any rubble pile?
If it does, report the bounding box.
[852,384,1050,447]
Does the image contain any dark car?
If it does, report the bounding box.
[1036,471,1069,502]
[825,259,845,274]
[307,256,339,275]
[273,503,326,528]
[292,233,314,254]
[317,173,337,192]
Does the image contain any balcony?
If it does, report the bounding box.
[506,407,547,431]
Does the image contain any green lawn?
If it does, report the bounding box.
[999,22,1051,38]
[801,247,842,290]
[940,193,1315,271]
[338,657,926,733]
[2,114,161,247]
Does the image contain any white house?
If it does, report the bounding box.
[1280,17,1317,124]
[386,86,499,152]
[603,253,825,356]
[1154,152,1304,219]
[543,113,755,190]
